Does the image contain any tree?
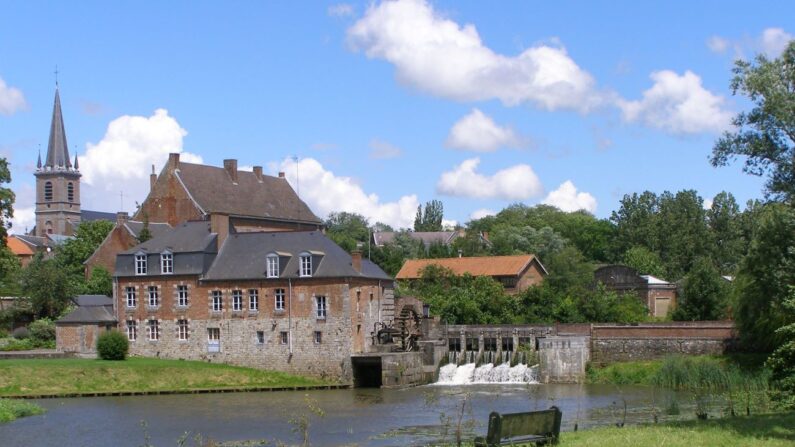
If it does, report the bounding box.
[489,225,566,261]
[414,200,444,232]
[766,287,795,409]
[611,191,660,256]
[711,41,795,204]
[0,158,14,242]
[324,212,370,252]
[655,190,711,280]
[57,220,115,273]
[137,212,152,243]
[19,254,73,319]
[672,257,730,321]
[84,267,113,296]
[622,246,666,278]
[707,191,745,274]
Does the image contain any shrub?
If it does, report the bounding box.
[97,330,129,360]
[12,327,29,340]
[28,318,55,343]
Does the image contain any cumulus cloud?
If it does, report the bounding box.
[436,157,543,200]
[469,208,496,220]
[761,28,793,57]
[347,0,603,112]
[369,138,403,159]
[703,198,714,210]
[618,70,732,134]
[79,109,202,212]
[8,183,36,234]
[276,157,419,229]
[445,109,525,152]
[0,77,27,116]
[328,3,355,17]
[542,180,597,213]
[707,28,793,59]
[706,36,729,54]
[442,219,458,230]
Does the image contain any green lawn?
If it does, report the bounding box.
[0,357,329,397]
[0,398,45,423]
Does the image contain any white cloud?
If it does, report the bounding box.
[761,28,793,57]
[0,77,27,116]
[706,36,729,54]
[328,3,354,17]
[9,207,35,234]
[79,109,202,213]
[469,208,496,220]
[441,219,458,230]
[276,157,419,229]
[347,0,603,112]
[703,198,714,210]
[542,180,597,213]
[618,70,732,134]
[707,28,793,59]
[369,139,403,159]
[445,109,524,152]
[436,157,543,200]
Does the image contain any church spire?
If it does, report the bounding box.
[74,153,79,170]
[36,146,42,169]
[44,87,72,170]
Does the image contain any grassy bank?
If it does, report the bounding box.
[0,357,329,397]
[560,412,795,446]
[0,398,45,423]
[586,354,768,386]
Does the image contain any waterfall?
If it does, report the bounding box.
[436,361,538,385]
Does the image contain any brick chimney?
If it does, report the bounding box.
[116,211,129,225]
[223,159,238,184]
[278,171,285,178]
[351,250,362,273]
[150,164,157,191]
[168,153,180,170]
[253,166,263,182]
[210,213,230,251]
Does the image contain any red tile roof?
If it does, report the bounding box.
[7,236,34,256]
[396,254,543,279]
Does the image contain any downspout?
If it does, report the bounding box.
[378,280,382,323]
[288,278,293,355]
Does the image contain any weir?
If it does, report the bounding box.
[437,361,539,384]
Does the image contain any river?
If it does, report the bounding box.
[1,384,684,446]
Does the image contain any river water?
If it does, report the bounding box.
[0,383,684,447]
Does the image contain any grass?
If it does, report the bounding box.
[0,357,329,397]
[0,398,45,423]
[559,412,795,447]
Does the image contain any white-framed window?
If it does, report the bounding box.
[126,320,137,341]
[212,290,223,312]
[177,285,189,307]
[161,252,173,274]
[125,286,137,308]
[232,290,243,311]
[275,288,285,311]
[279,331,288,344]
[315,295,327,319]
[208,327,221,353]
[266,254,279,278]
[135,253,147,275]
[299,253,312,277]
[256,331,265,344]
[248,289,259,311]
[147,286,159,307]
[314,331,322,344]
[147,319,160,341]
[177,319,189,341]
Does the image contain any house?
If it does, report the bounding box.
[395,254,547,294]
[84,212,171,277]
[7,236,36,267]
[56,295,117,355]
[113,219,394,381]
[593,265,677,317]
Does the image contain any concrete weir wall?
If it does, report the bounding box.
[537,336,589,384]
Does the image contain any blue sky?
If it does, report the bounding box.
[1,1,792,232]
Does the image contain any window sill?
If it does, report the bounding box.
[248,310,259,316]
[145,306,160,312]
[274,309,286,314]
[125,307,137,312]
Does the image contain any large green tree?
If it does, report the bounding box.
[711,41,795,204]
[707,191,745,274]
[672,257,730,321]
[20,254,73,318]
[0,158,14,242]
[414,200,444,232]
[325,212,370,252]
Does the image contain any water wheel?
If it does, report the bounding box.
[394,306,422,351]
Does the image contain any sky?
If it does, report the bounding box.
[1,0,793,233]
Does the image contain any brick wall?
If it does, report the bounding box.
[85,225,137,277]
[56,324,103,354]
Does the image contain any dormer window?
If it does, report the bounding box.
[266,254,279,278]
[135,253,147,275]
[299,252,312,277]
[161,252,173,274]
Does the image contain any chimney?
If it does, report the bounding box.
[116,212,129,225]
[150,164,157,191]
[278,171,285,178]
[351,250,362,273]
[210,214,230,251]
[253,166,263,182]
[223,159,238,184]
[168,153,180,170]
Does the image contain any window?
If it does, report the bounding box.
[274,288,285,311]
[232,290,243,311]
[177,285,189,307]
[212,290,223,312]
[248,289,259,311]
[500,276,518,288]
[484,337,497,352]
[126,320,137,341]
[161,252,173,274]
[44,181,53,201]
[256,331,265,344]
[135,253,147,275]
[177,319,189,341]
[208,328,220,352]
[299,253,312,277]
[502,337,514,352]
[266,254,279,278]
[67,182,74,202]
[147,320,160,341]
[449,338,462,352]
[147,286,159,307]
[315,295,327,319]
[314,331,322,344]
[125,286,137,308]
[280,331,289,344]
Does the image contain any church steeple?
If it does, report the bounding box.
[43,87,72,170]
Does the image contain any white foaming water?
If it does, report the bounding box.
[436,362,538,385]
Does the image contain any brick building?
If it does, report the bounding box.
[84,212,171,277]
[593,265,678,317]
[114,220,394,381]
[56,295,116,355]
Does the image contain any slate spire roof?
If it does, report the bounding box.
[43,87,73,170]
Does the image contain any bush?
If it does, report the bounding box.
[28,318,55,343]
[12,327,29,340]
[97,330,128,360]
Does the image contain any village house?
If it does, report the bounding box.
[593,265,678,317]
[395,254,547,294]
[114,219,394,381]
[55,295,117,355]
[84,212,171,277]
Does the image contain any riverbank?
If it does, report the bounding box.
[0,357,332,398]
[0,398,45,423]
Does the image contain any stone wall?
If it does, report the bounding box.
[537,336,589,384]
[377,352,426,388]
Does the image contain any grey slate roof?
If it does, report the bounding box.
[124,221,172,239]
[121,221,216,254]
[81,210,117,222]
[44,88,72,169]
[204,231,391,281]
[14,234,48,249]
[175,162,321,224]
[72,295,113,307]
[57,305,116,324]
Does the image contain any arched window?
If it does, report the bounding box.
[45,221,53,234]
[67,182,74,202]
[44,182,53,201]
